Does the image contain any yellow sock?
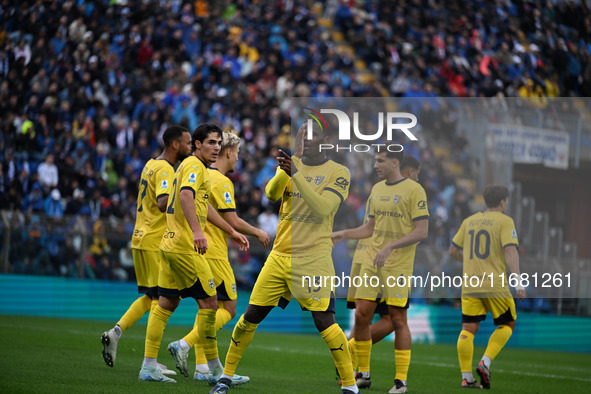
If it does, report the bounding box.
[216,307,232,330]
[484,325,513,361]
[144,305,172,358]
[222,315,258,377]
[117,295,151,333]
[187,314,206,365]
[355,340,372,373]
[150,299,158,312]
[198,309,218,361]
[193,307,234,365]
[322,324,356,387]
[457,330,475,373]
[348,337,357,371]
[395,349,411,381]
[183,314,200,348]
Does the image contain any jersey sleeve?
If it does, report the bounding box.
[154,166,172,200]
[410,185,429,221]
[451,220,466,250]
[179,161,204,197]
[213,180,236,212]
[265,166,290,201]
[368,185,378,218]
[500,217,519,248]
[324,165,350,203]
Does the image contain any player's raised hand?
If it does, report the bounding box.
[331,231,345,246]
[256,229,271,248]
[231,230,250,251]
[193,231,208,255]
[294,125,305,158]
[374,245,392,268]
[277,149,295,176]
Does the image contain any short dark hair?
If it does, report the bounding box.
[379,148,404,164]
[192,123,223,148]
[483,185,509,208]
[400,155,420,171]
[162,125,189,147]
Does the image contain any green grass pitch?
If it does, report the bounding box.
[0,316,589,393]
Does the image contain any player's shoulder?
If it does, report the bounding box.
[151,158,174,172]
[372,179,387,189]
[397,177,421,191]
[209,168,232,187]
[181,155,205,171]
[326,159,350,174]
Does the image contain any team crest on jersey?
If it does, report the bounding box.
[209,279,215,289]
[224,191,232,204]
[315,176,325,185]
[161,180,168,189]
[393,195,401,204]
[188,173,196,183]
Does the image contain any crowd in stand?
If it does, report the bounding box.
[0,0,588,282]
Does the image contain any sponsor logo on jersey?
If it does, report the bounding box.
[188,173,196,183]
[417,200,427,209]
[232,283,236,293]
[304,176,313,182]
[209,279,215,289]
[512,229,518,239]
[380,196,390,201]
[161,180,168,189]
[224,191,232,204]
[335,177,349,190]
[163,231,175,239]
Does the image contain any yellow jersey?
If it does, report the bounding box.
[273,159,350,256]
[368,178,429,271]
[131,159,174,251]
[452,211,519,296]
[160,155,211,254]
[204,168,235,260]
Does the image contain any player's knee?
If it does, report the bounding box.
[244,304,271,324]
[312,311,335,332]
[200,296,219,310]
[223,303,237,318]
[390,315,408,332]
[355,307,373,325]
[158,296,179,312]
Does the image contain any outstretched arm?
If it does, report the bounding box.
[207,203,250,251]
[374,218,428,268]
[265,167,290,201]
[331,218,375,246]
[222,211,270,248]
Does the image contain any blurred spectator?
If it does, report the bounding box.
[88,220,111,279]
[37,153,59,194]
[44,189,64,219]
[257,205,279,239]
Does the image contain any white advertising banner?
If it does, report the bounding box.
[488,124,569,169]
